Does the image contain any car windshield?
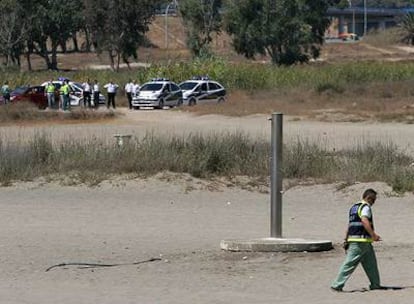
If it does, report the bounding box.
[179,82,198,90]
[141,83,163,91]
[12,86,29,94]
[72,82,84,91]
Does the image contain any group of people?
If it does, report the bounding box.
[43,78,141,111]
[45,79,72,111]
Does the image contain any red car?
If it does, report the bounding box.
[8,86,49,109]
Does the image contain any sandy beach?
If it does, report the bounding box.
[1,110,414,303]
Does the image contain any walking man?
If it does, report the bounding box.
[45,80,56,109]
[124,79,134,110]
[104,80,119,109]
[92,79,100,109]
[82,78,92,108]
[331,188,385,292]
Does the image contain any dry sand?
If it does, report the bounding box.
[1,109,414,303]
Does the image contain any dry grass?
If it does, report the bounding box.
[184,80,414,123]
[0,101,118,125]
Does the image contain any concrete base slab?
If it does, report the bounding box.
[220,238,333,252]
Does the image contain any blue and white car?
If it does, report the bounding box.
[179,76,226,106]
[132,78,183,109]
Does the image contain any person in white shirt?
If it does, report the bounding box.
[132,80,140,97]
[103,81,119,109]
[92,80,100,109]
[124,79,134,110]
[82,79,92,108]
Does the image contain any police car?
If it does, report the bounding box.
[41,78,106,107]
[179,76,226,106]
[132,78,183,109]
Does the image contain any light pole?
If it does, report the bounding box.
[347,0,355,34]
[165,0,178,50]
[364,0,367,36]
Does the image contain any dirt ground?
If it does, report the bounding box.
[1,110,414,304]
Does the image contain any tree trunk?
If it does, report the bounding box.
[116,51,120,72]
[26,43,33,71]
[26,53,32,71]
[108,50,115,71]
[84,27,91,52]
[50,42,58,70]
[72,35,79,52]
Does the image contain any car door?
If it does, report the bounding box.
[208,82,225,102]
[29,86,48,109]
[198,82,209,102]
[170,83,182,105]
[161,83,171,106]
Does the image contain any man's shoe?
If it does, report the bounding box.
[370,286,389,290]
[330,286,343,292]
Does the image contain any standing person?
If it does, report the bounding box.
[60,80,71,111]
[104,80,118,109]
[331,188,385,292]
[132,80,140,98]
[45,80,56,109]
[92,79,100,109]
[82,78,92,108]
[1,81,11,104]
[124,79,134,110]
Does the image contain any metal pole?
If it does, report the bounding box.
[353,8,355,34]
[270,113,283,238]
[364,0,367,36]
[165,3,172,49]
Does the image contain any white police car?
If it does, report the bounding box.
[179,76,226,106]
[41,78,105,107]
[132,78,183,109]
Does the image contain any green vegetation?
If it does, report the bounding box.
[225,0,334,65]
[400,12,414,45]
[2,59,414,93]
[1,132,413,193]
[179,0,222,57]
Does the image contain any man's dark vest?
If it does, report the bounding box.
[347,202,374,243]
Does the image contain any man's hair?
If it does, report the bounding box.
[362,188,377,199]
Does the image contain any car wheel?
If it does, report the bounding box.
[189,97,196,106]
[176,98,183,107]
[133,106,140,110]
[217,97,225,103]
[157,99,164,109]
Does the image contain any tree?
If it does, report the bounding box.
[0,0,27,67]
[400,12,414,45]
[84,0,160,71]
[225,0,337,65]
[21,0,84,70]
[179,0,223,58]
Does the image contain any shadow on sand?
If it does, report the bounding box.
[345,285,414,293]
